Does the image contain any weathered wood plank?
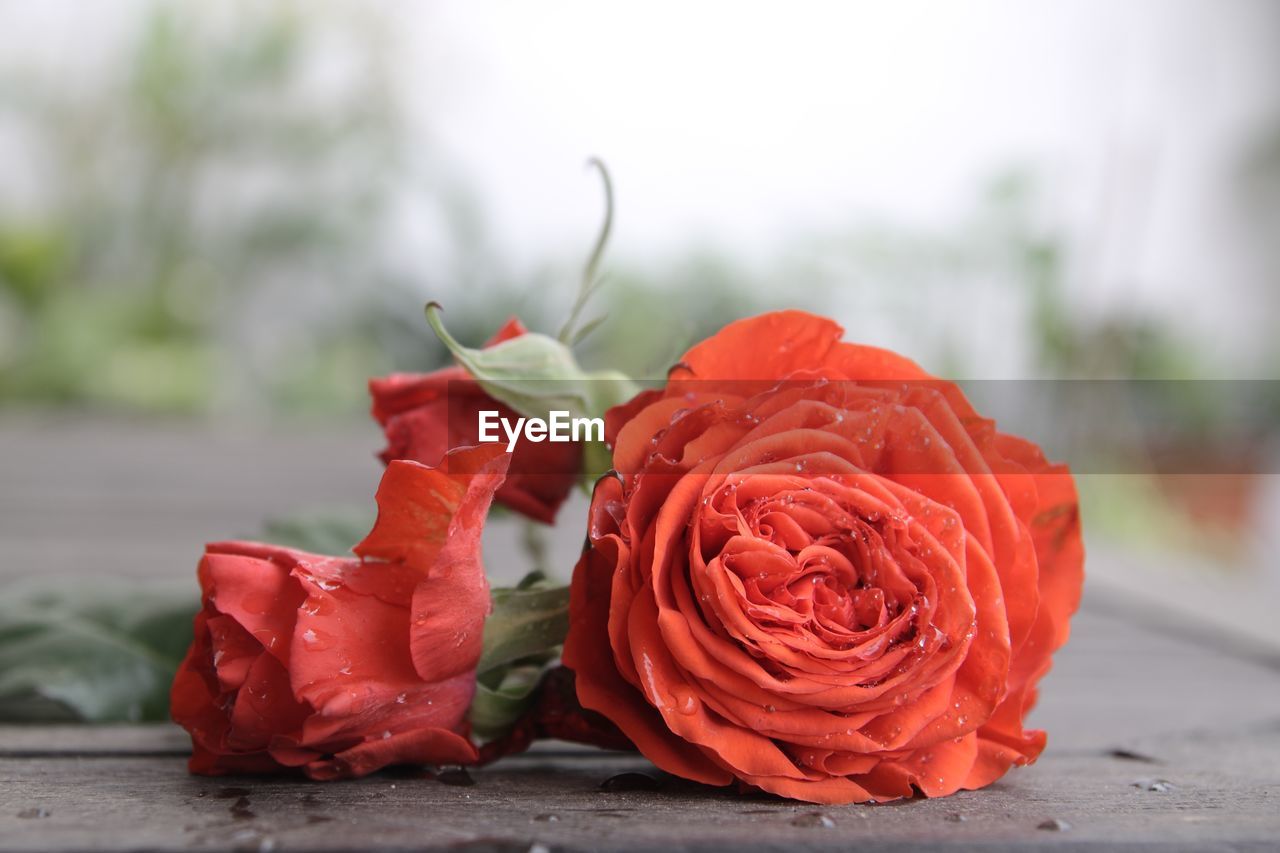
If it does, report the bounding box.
[0,414,584,587]
[1,607,1278,851]
[0,724,190,757]
[0,729,1277,851]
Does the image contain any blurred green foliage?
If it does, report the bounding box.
[0,2,780,411]
[981,171,1201,381]
[0,2,404,412]
[0,2,1235,416]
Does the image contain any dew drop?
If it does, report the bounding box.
[229,796,256,820]
[600,772,661,792]
[434,766,475,787]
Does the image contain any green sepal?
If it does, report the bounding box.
[426,303,639,425]
[479,582,570,675]
[469,573,572,742]
[469,663,544,742]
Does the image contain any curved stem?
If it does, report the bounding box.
[558,157,614,344]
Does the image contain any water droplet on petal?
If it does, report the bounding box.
[671,686,698,716]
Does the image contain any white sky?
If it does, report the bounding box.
[396,0,1279,368]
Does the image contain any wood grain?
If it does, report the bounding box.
[2,606,1277,851]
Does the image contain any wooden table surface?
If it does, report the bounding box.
[2,416,1279,851]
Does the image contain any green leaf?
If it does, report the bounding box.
[479,583,570,675]
[468,578,571,742]
[262,509,372,555]
[469,663,544,742]
[426,303,640,425]
[0,578,196,723]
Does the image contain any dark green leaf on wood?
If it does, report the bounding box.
[0,578,196,723]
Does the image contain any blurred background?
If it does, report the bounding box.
[1,0,1279,717]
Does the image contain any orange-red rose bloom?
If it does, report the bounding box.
[563,311,1084,804]
[171,445,508,780]
[370,317,581,524]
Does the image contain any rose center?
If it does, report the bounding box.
[700,476,936,654]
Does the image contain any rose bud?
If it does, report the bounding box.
[370,317,581,524]
[563,310,1084,804]
[170,445,509,780]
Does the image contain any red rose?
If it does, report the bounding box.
[170,445,508,780]
[563,311,1084,804]
[370,317,581,524]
